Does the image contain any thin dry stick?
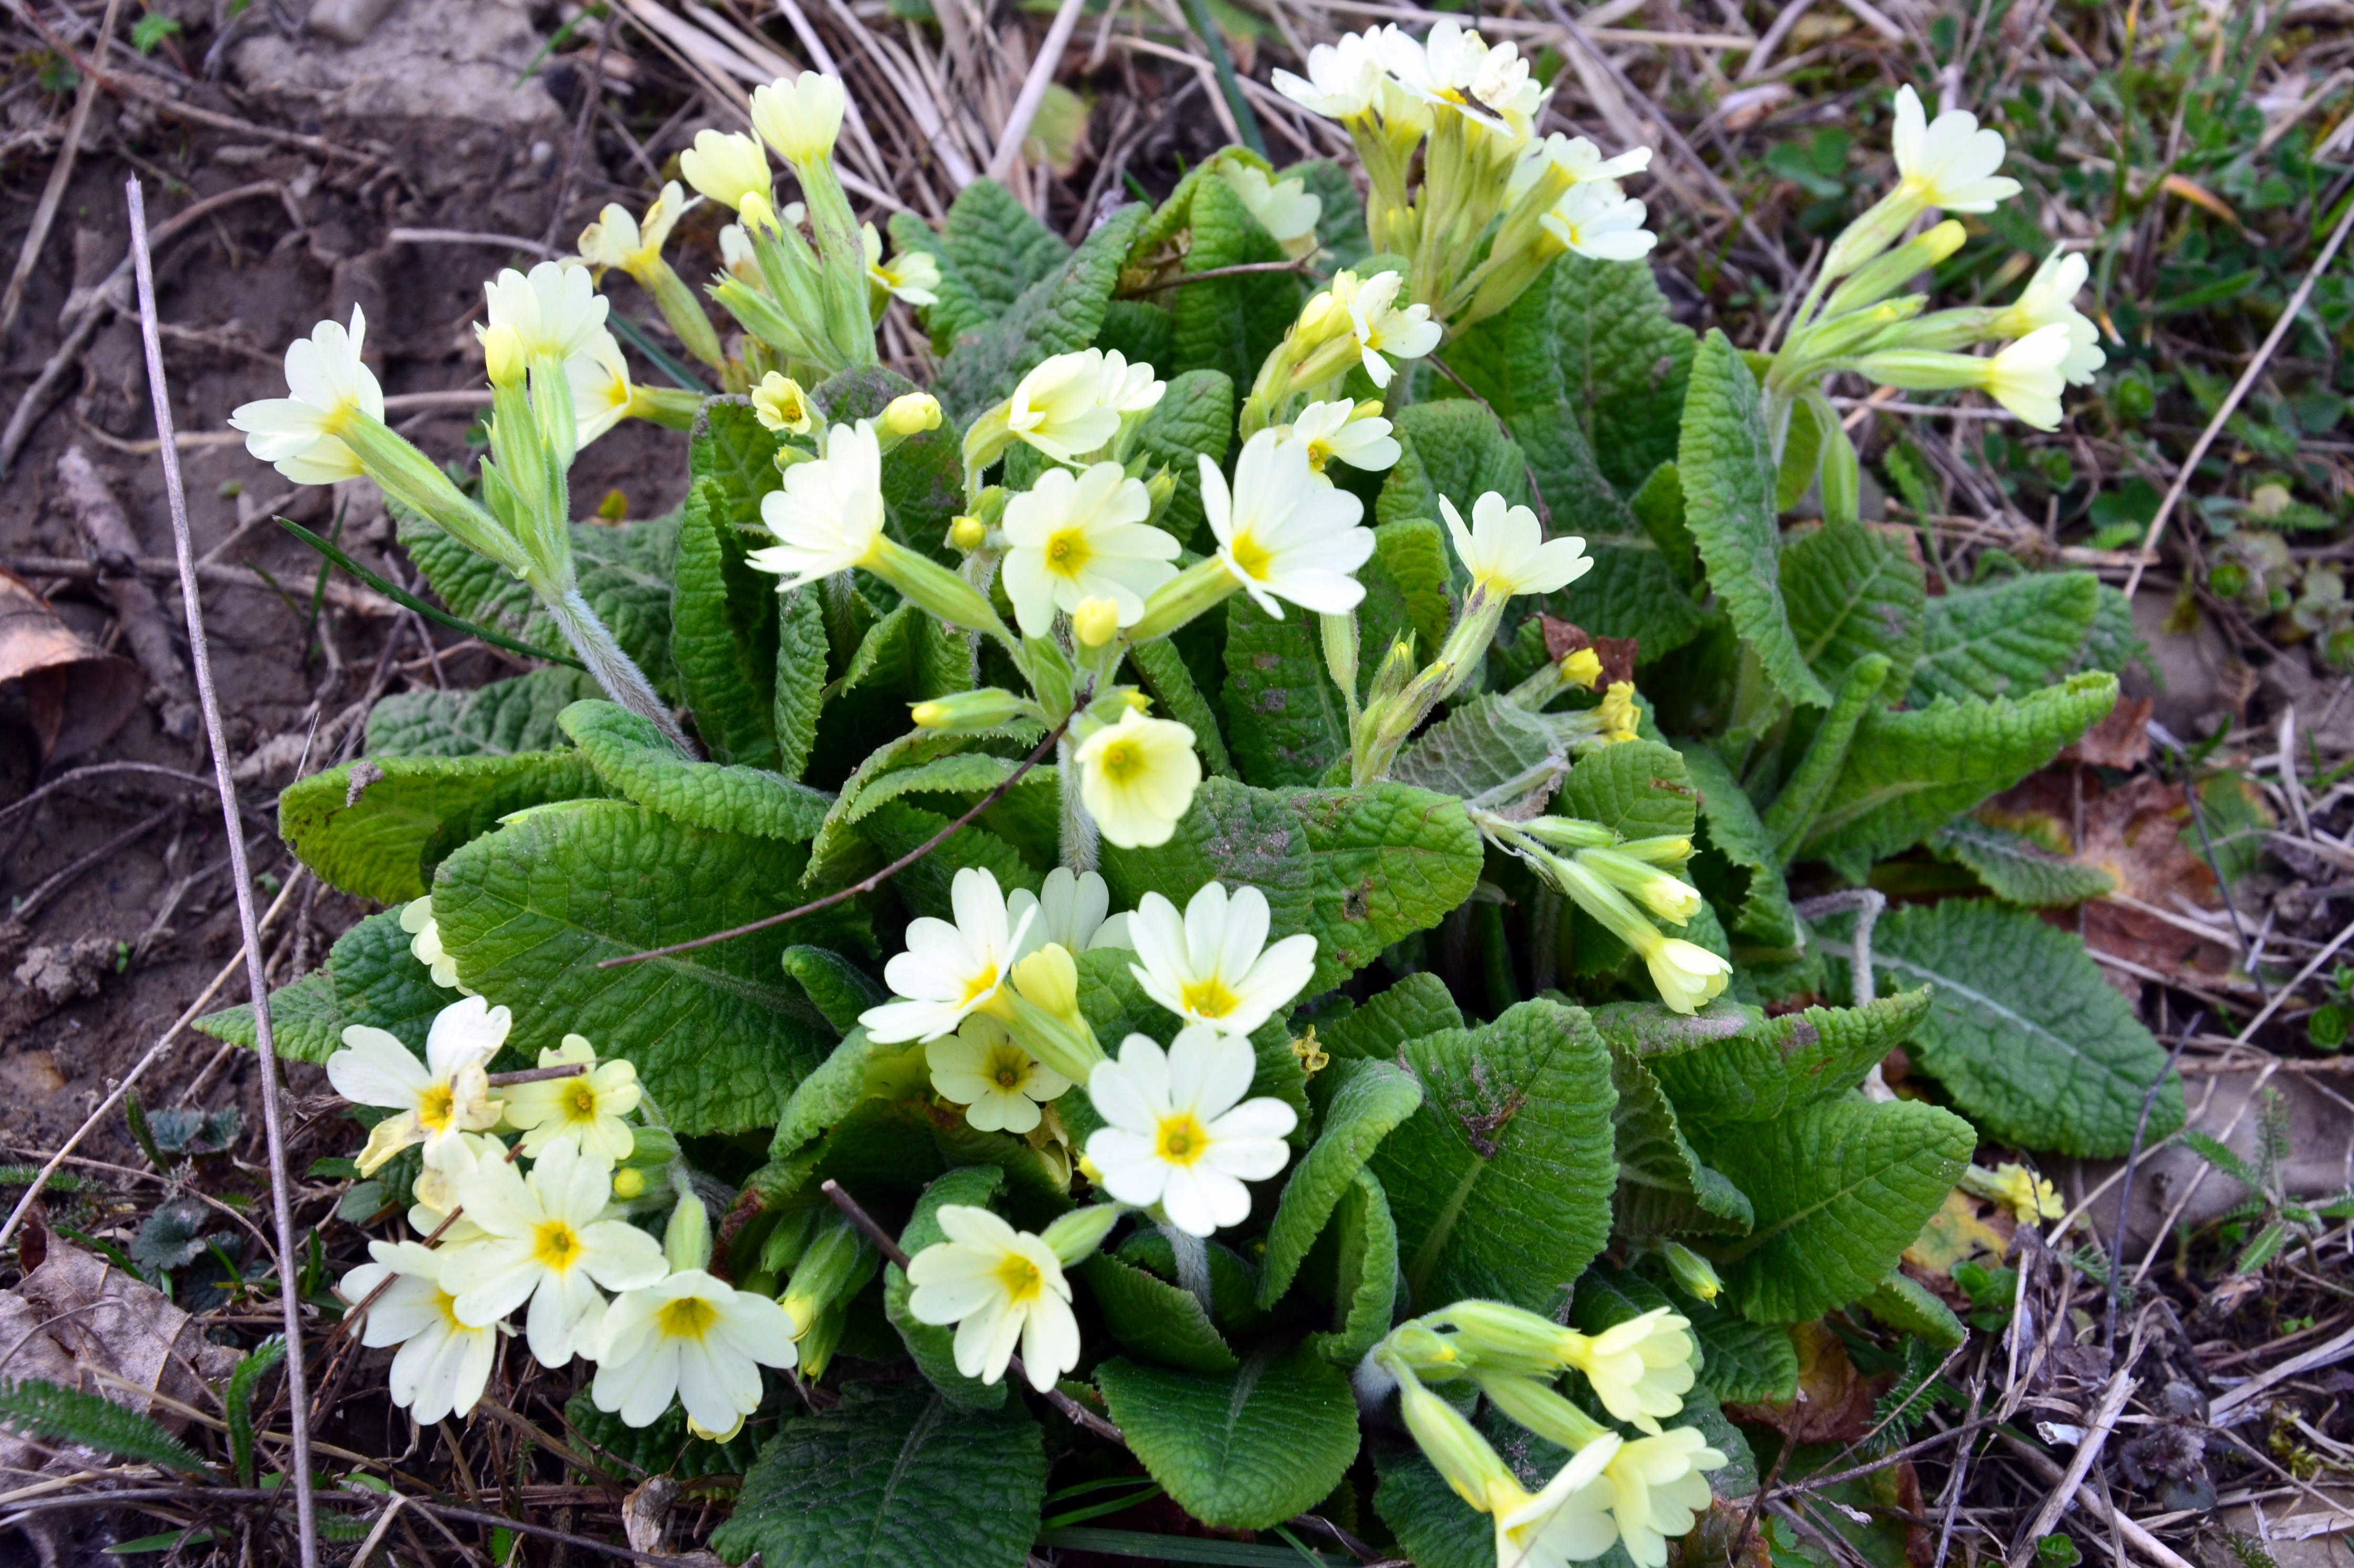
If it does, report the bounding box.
[126,176,319,1567]
[2123,192,2354,599]
[600,714,1071,967]
[1127,259,1316,293]
[2005,1359,2139,1568]
[0,0,121,344]
[985,0,1091,183]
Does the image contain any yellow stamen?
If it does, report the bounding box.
[1097,740,1142,784]
[1044,529,1091,577]
[1179,976,1242,1019]
[532,1220,581,1271]
[995,1250,1045,1304]
[1304,439,1334,472]
[566,1084,599,1120]
[1155,1112,1212,1166]
[416,1082,457,1134]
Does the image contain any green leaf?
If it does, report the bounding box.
[1131,369,1235,548]
[711,1382,1045,1568]
[858,801,1044,920]
[279,752,610,903]
[0,1379,208,1474]
[364,668,603,757]
[1857,1272,1967,1349]
[688,398,786,533]
[1378,400,1536,530]
[672,481,780,768]
[1542,253,1698,494]
[1606,991,1932,1130]
[1315,973,1463,1062]
[1128,636,1236,778]
[1691,1308,1799,1405]
[1100,778,1484,994]
[1358,518,1457,672]
[1908,572,2101,706]
[1800,673,2120,881]
[323,907,450,1049]
[1372,1439,1493,1568]
[1558,739,1698,843]
[562,701,831,841]
[1934,818,2116,907]
[917,180,1074,348]
[1702,1098,1976,1322]
[782,947,886,1035]
[563,1388,764,1480]
[1223,594,1348,787]
[1257,1058,1423,1305]
[1846,899,2184,1157]
[1761,653,1894,864]
[1313,1166,1400,1364]
[1390,696,1563,807]
[773,585,830,782]
[769,1027,929,1159]
[2073,583,2156,686]
[193,968,344,1064]
[1166,175,1302,389]
[431,800,845,1134]
[1082,1253,1240,1373]
[884,1165,1012,1408]
[225,1336,286,1487]
[936,204,1148,422]
[1780,520,1925,696]
[1677,332,1829,709]
[1096,1343,1360,1532]
[1609,1045,1753,1238]
[1673,740,1795,948]
[1369,998,1617,1315]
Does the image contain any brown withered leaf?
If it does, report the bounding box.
[1727,1322,1877,1443]
[2061,695,2153,769]
[1537,616,1637,685]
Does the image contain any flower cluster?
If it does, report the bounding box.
[327,999,794,1438]
[1368,1302,1727,1568]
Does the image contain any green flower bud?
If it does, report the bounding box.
[665,1194,712,1274]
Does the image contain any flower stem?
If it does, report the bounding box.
[1058,732,1099,873]
[541,585,698,756]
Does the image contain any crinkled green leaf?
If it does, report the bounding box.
[1369,998,1617,1315]
[781,947,886,1036]
[941,182,1074,343]
[688,398,785,534]
[1378,400,1537,530]
[1702,1097,1975,1322]
[1857,1272,1967,1349]
[1358,517,1456,673]
[1128,636,1235,778]
[1673,739,1795,948]
[936,204,1147,421]
[280,752,610,903]
[194,968,343,1064]
[773,585,829,782]
[842,752,1045,824]
[2073,582,2156,686]
[1166,174,1302,389]
[1558,738,1698,842]
[1131,369,1234,548]
[1845,899,2184,1157]
[1542,253,1698,494]
[769,1027,929,1159]
[1258,1058,1422,1305]
[1100,778,1483,994]
[1223,594,1347,787]
[1315,973,1463,1063]
[1691,1306,1799,1404]
[562,1388,764,1480]
[1678,332,1828,709]
[672,480,780,768]
[1934,818,2116,907]
[1548,543,1713,663]
[1082,1252,1239,1373]
[710,1382,1044,1568]
[1608,1045,1753,1239]
[1313,1166,1400,1364]
[859,801,1044,920]
[1780,519,1925,697]
[1390,696,1564,807]
[562,701,830,840]
[1095,1343,1359,1532]
[432,800,845,1134]
[1598,991,1930,1129]
[1800,673,2119,881]
[1371,1439,1495,1568]
[884,1165,1011,1409]
[1908,571,2100,706]
[364,668,602,758]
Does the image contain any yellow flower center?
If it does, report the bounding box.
[658,1294,718,1341]
[416,1082,457,1135]
[1179,975,1243,1019]
[434,1288,467,1333]
[1227,531,1275,582]
[565,1083,600,1121]
[531,1219,581,1272]
[1096,740,1144,785]
[1304,439,1334,472]
[1044,528,1092,579]
[959,964,1000,1006]
[1155,1112,1212,1166]
[985,1044,1031,1094]
[994,1250,1045,1305]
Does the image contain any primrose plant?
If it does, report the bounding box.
[212,22,2186,1566]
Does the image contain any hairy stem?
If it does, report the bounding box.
[1058,733,1100,873]
[541,585,698,756]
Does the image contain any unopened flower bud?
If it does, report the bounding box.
[665,1193,712,1273]
[479,322,525,387]
[1010,943,1081,1023]
[1660,1241,1723,1303]
[1040,1203,1126,1266]
[948,514,988,551]
[1072,596,1121,647]
[908,686,1028,731]
[612,1167,646,1200]
[1559,647,1604,689]
[883,392,941,436]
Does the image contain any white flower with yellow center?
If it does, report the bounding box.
[451,1138,667,1367]
[1000,462,1180,638]
[1272,29,1384,119]
[229,306,382,485]
[500,1034,642,1161]
[750,70,845,165]
[1492,1433,1626,1568]
[679,129,774,213]
[861,223,942,306]
[1280,400,1399,476]
[905,1204,1081,1389]
[1442,491,1593,601]
[1376,21,1537,136]
[1011,867,1132,957]
[1980,323,2073,431]
[1128,880,1317,1038]
[1100,349,1167,416]
[926,1015,1071,1134]
[1203,428,1376,616]
[576,182,695,280]
[1084,1025,1298,1236]
[860,867,1038,1044]
[1541,181,1658,263]
[1890,84,2020,213]
[1072,708,1202,851]
[1603,1429,1728,1568]
[1006,348,1126,462]
[1508,133,1654,201]
[410,1130,504,1227]
[1219,164,1323,258]
[1993,251,2104,385]
[565,333,634,449]
[483,262,612,366]
[337,1240,499,1426]
[1342,270,1442,388]
[329,997,509,1175]
[398,897,462,991]
[746,419,887,586]
[751,372,815,435]
[1639,935,1732,1016]
[1563,1307,1695,1433]
[590,1268,798,1433]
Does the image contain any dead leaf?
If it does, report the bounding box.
[11,1241,242,1426]
[1537,616,1638,685]
[1727,1322,1877,1443]
[2061,695,2153,769]
[1904,1188,2015,1276]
